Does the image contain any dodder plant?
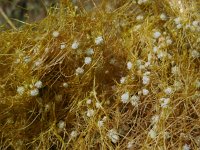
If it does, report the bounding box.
[0,0,199,149]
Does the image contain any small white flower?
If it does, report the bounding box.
[102,116,107,122]
[130,95,140,107]
[192,20,199,27]
[144,71,151,76]
[24,56,31,63]
[87,109,95,117]
[95,36,103,45]
[75,67,84,75]
[121,92,130,103]
[57,120,65,129]
[86,48,94,55]
[34,59,42,67]
[60,43,66,49]
[95,102,101,108]
[151,115,159,124]
[174,17,181,24]
[157,51,167,59]
[160,13,167,20]
[164,87,173,95]
[176,24,182,29]
[52,31,59,38]
[153,31,161,39]
[70,130,78,138]
[166,39,173,45]
[34,81,43,89]
[63,82,68,88]
[17,86,25,95]
[191,50,199,58]
[142,75,150,85]
[97,120,104,127]
[149,129,157,139]
[171,66,180,75]
[84,57,92,64]
[86,99,92,104]
[71,40,79,49]
[164,131,170,139]
[30,89,39,96]
[138,0,149,5]
[107,129,119,143]
[136,15,144,21]
[160,98,170,108]
[120,77,126,84]
[183,144,190,150]
[127,61,133,70]
[139,64,145,70]
[153,46,158,53]
[142,89,149,95]
[127,141,134,149]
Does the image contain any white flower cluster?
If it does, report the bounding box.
[75,67,84,75]
[138,0,149,5]
[86,48,94,55]
[60,43,66,50]
[95,36,103,45]
[121,92,130,103]
[160,98,170,108]
[174,17,182,29]
[153,31,161,39]
[95,102,101,109]
[127,61,133,70]
[84,57,92,64]
[57,120,66,129]
[160,13,167,21]
[120,77,126,84]
[107,129,119,143]
[171,66,180,75]
[97,116,107,128]
[71,40,79,49]
[130,95,140,107]
[142,89,149,95]
[30,89,39,97]
[151,115,159,124]
[70,130,78,138]
[136,15,144,21]
[149,129,157,139]
[17,86,25,95]
[87,109,95,117]
[164,87,173,95]
[63,82,68,88]
[52,31,59,38]
[183,144,190,150]
[191,50,199,59]
[34,80,43,89]
[127,140,134,149]
[142,75,150,85]
[121,92,140,106]
[86,99,92,104]
[30,80,43,97]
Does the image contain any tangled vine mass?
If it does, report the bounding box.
[0,0,199,149]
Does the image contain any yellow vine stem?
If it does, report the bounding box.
[0,7,17,30]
